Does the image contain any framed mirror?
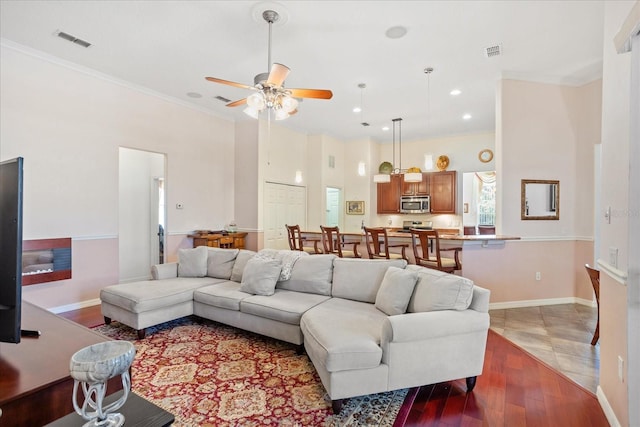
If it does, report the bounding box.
[521,179,559,220]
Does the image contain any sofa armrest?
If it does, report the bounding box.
[468,285,490,313]
[151,262,178,280]
[381,310,490,344]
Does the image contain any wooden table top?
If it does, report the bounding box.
[301,230,520,241]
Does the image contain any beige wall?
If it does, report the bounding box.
[499,79,598,238]
[462,240,594,305]
[0,44,234,309]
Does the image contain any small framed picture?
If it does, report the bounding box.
[346,201,364,215]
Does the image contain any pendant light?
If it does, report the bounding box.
[400,116,422,182]
[373,118,422,183]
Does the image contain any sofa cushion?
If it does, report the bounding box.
[405,265,474,312]
[230,249,257,282]
[332,258,407,303]
[276,254,336,296]
[301,298,387,372]
[194,281,252,311]
[240,290,330,325]
[178,246,208,277]
[206,248,239,279]
[257,249,308,281]
[100,277,222,313]
[375,266,418,316]
[239,257,282,296]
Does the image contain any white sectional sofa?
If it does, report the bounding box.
[100,246,490,412]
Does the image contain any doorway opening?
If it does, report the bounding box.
[325,187,341,227]
[118,147,166,283]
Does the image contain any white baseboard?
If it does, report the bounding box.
[48,298,101,314]
[489,296,595,310]
[597,385,621,427]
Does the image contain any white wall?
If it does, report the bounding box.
[0,43,234,308]
[598,2,638,426]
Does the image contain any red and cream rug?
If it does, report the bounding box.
[94,317,408,426]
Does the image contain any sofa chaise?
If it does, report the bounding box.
[100,246,490,412]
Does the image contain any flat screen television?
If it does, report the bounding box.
[0,157,24,344]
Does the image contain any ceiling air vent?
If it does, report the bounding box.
[56,31,92,48]
[484,44,502,58]
[214,95,231,103]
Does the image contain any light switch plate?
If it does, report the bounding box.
[609,247,618,268]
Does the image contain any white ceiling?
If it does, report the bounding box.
[0,0,606,143]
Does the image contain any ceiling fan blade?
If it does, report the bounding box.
[288,88,333,99]
[226,98,247,107]
[266,63,290,87]
[205,76,253,90]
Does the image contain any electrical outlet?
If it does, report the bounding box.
[535,272,541,281]
[618,355,624,381]
[609,247,618,268]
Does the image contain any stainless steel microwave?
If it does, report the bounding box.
[400,196,430,214]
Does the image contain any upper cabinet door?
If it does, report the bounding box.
[377,174,402,214]
[430,171,456,214]
[401,173,430,196]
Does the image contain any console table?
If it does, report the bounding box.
[0,302,122,426]
[189,232,247,249]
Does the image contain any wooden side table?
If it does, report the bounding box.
[46,391,174,427]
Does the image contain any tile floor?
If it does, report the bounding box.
[490,303,599,393]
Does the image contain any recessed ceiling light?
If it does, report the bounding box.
[353,107,362,113]
[450,89,462,96]
[187,92,203,98]
[463,114,472,120]
[385,26,407,39]
[382,126,390,131]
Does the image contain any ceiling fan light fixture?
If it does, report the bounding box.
[243,106,260,119]
[247,92,266,109]
[281,96,298,113]
[274,109,290,120]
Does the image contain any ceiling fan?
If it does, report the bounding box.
[205,9,333,120]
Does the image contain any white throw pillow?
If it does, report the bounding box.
[405,266,474,312]
[207,248,239,279]
[239,257,283,296]
[178,246,208,277]
[375,266,418,316]
[230,250,257,282]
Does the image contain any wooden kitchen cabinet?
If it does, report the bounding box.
[377,174,402,214]
[429,171,456,213]
[401,172,430,196]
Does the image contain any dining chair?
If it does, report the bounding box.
[363,227,408,261]
[477,225,496,235]
[285,224,321,254]
[463,226,477,235]
[410,228,462,273]
[585,264,600,345]
[320,225,360,258]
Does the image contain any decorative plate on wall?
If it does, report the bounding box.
[436,155,449,171]
[478,149,494,163]
[378,161,393,174]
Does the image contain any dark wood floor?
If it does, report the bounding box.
[62,305,609,427]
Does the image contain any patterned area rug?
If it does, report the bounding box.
[94,317,408,426]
